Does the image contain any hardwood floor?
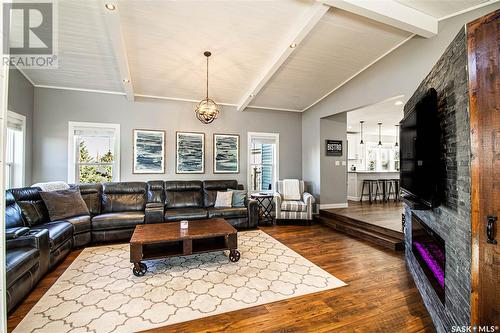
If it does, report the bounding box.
[323,200,404,232]
[8,224,435,333]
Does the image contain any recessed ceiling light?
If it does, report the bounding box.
[395,101,403,106]
[105,3,116,11]
[289,43,297,49]
[249,94,254,98]
[122,78,130,83]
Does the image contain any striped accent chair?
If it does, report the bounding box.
[273,180,315,224]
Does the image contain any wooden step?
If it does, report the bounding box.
[318,215,405,251]
[320,209,404,240]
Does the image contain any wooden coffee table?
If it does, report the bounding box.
[129,218,240,276]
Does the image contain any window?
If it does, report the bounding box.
[247,132,279,192]
[365,142,399,172]
[68,122,120,184]
[5,111,25,189]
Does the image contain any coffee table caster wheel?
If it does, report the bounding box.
[229,250,240,262]
[133,262,147,276]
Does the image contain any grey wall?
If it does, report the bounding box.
[301,3,500,199]
[404,27,472,332]
[320,113,347,205]
[32,88,302,187]
[8,68,34,185]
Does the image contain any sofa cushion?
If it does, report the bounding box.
[165,181,203,209]
[101,182,147,213]
[6,248,39,288]
[281,200,308,212]
[164,208,208,222]
[208,207,247,219]
[9,187,50,227]
[92,212,145,230]
[5,191,25,229]
[203,180,238,207]
[40,189,90,221]
[31,221,73,251]
[56,215,91,234]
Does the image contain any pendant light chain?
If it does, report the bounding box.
[395,124,399,147]
[360,121,364,144]
[378,122,382,146]
[206,55,209,99]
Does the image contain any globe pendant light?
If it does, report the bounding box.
[195,51,219,124]
[359,121,364,144]
[378,122,383,146]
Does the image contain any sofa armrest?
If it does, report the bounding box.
[303,192,315,220]
[145,202,164,224]
[303,192,315,206]
[7,229,50,277]
[6,227,30,240]
[273,193,282,218]
[247,199,259,228]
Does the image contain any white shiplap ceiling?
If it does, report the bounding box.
[119,0,313,105]
[19,0,499,112]
[250,8,412,111]
[23,0,122,92]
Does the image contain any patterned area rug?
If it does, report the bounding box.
[14,230,346,333]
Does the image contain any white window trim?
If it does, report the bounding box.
[1,59,10,333]
[7,110,26,187]
[247,132,279,194]
[67,121,120,183]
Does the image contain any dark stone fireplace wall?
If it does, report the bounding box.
[404,27,471,333]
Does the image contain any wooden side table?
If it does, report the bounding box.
[250,193,275,226]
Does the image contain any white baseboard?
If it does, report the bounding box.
[319,203,348,209]
[347,196,359,201]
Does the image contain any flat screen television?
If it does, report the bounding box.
[399,88,440,209]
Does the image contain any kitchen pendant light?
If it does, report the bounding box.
[195,51,219,124]
[359,121,364,144]
[378,122,382,146]
[395,124,399,147]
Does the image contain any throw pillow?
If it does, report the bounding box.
[229,189,246,208]
[214,191,233,208]
[40,189,90,221]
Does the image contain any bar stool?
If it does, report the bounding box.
[384,179,397,202]
[360,179,380,204]
[390,179,400,202]
[378,179,391,202]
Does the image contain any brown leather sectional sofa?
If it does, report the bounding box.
[5,179,258,313]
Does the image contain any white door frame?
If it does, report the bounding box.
[247,132,280,193]
[0,54,10,332]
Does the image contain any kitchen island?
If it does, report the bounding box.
[347,171,400,201]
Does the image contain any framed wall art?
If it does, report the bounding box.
[176,131,205,173]
[213,134,239,173]
[325,139,343,156]
[133,129,166,174]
